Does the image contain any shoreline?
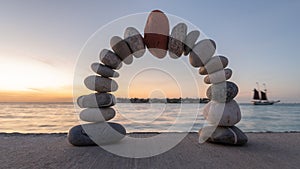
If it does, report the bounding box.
[1,132,299,168]
[1,131,300,135]
[1,102,300,104]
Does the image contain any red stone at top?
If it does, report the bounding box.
[144,10,170,58]
[151,9,164,13]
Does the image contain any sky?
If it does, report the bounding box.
[0,0,300,103]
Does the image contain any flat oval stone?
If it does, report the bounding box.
[199,56,229,75]
[204,68,232,84]
[110,36,133,64]
[168,23,187,58]
[184,30,200,56]
[203,100,241,126]
[91,63,119,78]
[84,75,118,92]
[144,10,169,58]
[124,27,145,58]
[199,126,248,146]
[68,122,126,146]
[99,49,122,70]
[206,81,239,103]
[189,39,216,67]
[79,108,116,122]
[77,93,116,108]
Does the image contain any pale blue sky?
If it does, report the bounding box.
[0,0,299,102]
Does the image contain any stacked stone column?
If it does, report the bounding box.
[199,74,248,145]
[68,27,145,146]
[195,45,248,146]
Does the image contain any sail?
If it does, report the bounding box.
[253,89,260,100]
[260,91,268,100]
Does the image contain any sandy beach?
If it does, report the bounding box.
[0,132,299,169]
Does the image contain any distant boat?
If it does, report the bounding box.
[199,98,210,104]
[252,83,280,105]
[130,98,150,103]
[166,98,182,103]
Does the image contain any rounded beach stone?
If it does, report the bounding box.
[84,75,118,92]
[79,108,116,122]
[77,93,116,108]
[144,10,169,58]
[199,126,248,145]
[184,30,200,56]
[110,36,133,64]
[91,63,119,78]
[199,56,229,75]
[202,100,241,126]
[68,122,126,146]
[189,39,216,67]
[206,81,239,103]
[99,49,122,70]
[124,27,145,58]
[204,68,232,84]
[77,95,85,107]
[168,23,187,58]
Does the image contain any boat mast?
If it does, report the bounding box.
[263,83,267,93]
[261,83,268,101]
[256,82,261,101]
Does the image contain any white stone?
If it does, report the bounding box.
[77,95,85,108]
[82,122,126,145]
[124,27,145,58]
[99,49,122,70]
[91,63,119,78]
[110,36,133,64]
[203,100,241,126]
[184,30,200,55]
[84,75,118,92]
[198,126,248,145]
[68,122,126,146]
[206,81,239,103]
[80,108,116,122]
[77,93,116,108]
[168,23,187,58]
[204,68,232,84]
[189,39,216,67]
[202,55,228,74]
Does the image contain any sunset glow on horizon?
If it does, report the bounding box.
[1,1,300,103]
[0,55,73,102]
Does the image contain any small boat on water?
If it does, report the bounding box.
[166,98,182,103]
[130,98,150,103]
[252,83,280,105]
[199,98,210,104]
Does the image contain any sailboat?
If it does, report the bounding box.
[252,83,280,105]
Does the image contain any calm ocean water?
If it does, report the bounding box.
[0,102,299,133]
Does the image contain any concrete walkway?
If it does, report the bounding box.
[0,133,299,169]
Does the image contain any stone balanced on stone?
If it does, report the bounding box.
[197,56,248,145]
[144,10,248,145]
[68,27,145,146]
[68,9,247,146]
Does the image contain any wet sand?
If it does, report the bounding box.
[0,132,299,169]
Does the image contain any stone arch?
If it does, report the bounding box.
[68,10,247,156]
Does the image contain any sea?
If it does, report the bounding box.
[0,102,299,133]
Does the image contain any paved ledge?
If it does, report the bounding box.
[0,133,299,169]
